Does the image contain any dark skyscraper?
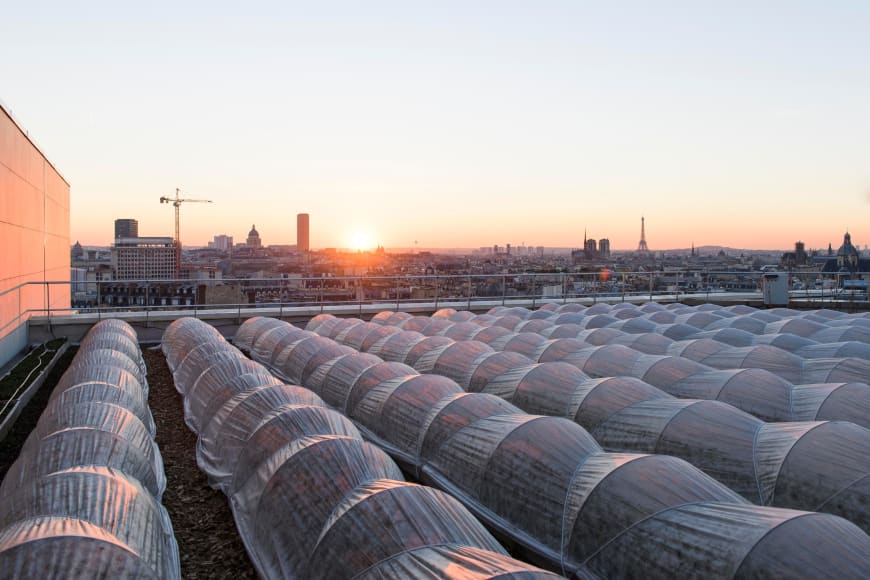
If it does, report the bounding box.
[114,218,138,239]
[297,213,310,252]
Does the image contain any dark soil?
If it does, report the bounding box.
[144,349,258,580]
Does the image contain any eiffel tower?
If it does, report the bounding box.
[637,216,649,253]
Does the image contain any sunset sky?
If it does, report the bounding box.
[2,1,869,251]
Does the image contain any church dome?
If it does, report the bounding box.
[837,232,859,257]
[248,224,259,237]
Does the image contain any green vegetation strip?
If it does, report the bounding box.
[0,339,67,421]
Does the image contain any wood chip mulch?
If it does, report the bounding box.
[144,348,258,580]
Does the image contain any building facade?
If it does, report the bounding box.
[209,234,233,251]
[0,101,70,366]
[114,218,139,239]
[111,237,177,280]
[297,213,310,252]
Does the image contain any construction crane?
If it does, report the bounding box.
[160,188,212,277]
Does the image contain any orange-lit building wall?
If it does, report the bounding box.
[0,102,70,366]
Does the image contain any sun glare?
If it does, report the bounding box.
[347,229,375,251]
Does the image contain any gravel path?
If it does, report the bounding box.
[144,348,258,580]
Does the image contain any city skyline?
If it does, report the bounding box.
[3,2,869,250]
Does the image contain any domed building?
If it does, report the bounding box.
[246,224,262,248]
[820,231,865,273]
[837,232,860,271]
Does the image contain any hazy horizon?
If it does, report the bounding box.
[4,2,869,251]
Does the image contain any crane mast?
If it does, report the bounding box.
[159,188,212,277]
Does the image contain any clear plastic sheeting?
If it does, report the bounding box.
[47,378,156,436]
[195,372,284,438]
[811,325,870,344]
[765,318,827,337]
[197,384,326,491]
[472,324,515,345]
[271,335,353,385]
[694,345,805,383]
[171,342,240,395]
[769,421,870,527]
[797,340,870,360]
[753,332,817,353]
[422,307,870,429]
[229,406,360,495]
[359,325,403,352]
[161,317,224,371]
[1,426,164,500]
[20,402,164,498]
[403,336,455,369]
[572,377,672,432]
[420,318,457,336]
[304,312,341,334]
[311,353,385,412]
[231,316,288,355]
[442,321,487,341]
[479,360,870,527]
[228,313,870,576]
[79,333,146,377]
[809,382,870,428]
[183,357,273,433]
[581,503,870,579]
[54,365,144,398]
[429,341,494,386]
[516,319,555,334]
[467,351,536,393]
[165,317,556,579]
[0,468,178,579]
[370,310,413,326]
[347,374,464,467]
[800,356,870,384]
[396,315,431,333]
[304,482,510,579]
[357,544,562,579]
[609,332,675,354]
[366,330,426,362]
[0,319,179,579]
[0,517,162,579]
[500,332,550,358]
[336,361,416,415]
[326,317,370,341]
[367,308,870,534]
[540,323,585,339]
[65,349,146,391]
[254,326,313,367]
[483,363,588,418]
[339,321,390,351]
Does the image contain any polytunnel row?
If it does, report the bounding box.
[236,315,870,579]
[491,304,870,427]
[0,319,180,579]
[367,306,870,428]
[160,316,559,580]
[486,301,870,387]
[311,312,870,534]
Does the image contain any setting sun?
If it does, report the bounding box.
[347,229,376,251]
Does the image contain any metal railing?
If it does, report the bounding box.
[5,270,870,330]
